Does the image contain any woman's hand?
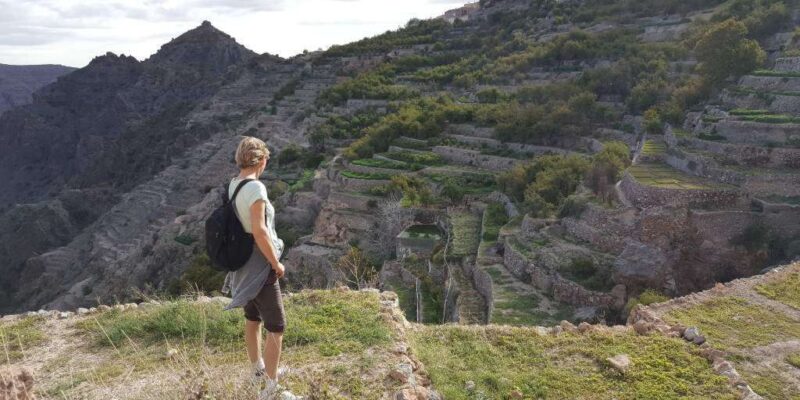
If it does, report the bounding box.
[272,262,285,278]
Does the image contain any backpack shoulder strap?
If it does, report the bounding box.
[229,178,255,204]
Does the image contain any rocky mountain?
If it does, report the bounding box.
[0,21,288,313]
[0,63,75,115]
[2,0,800,398]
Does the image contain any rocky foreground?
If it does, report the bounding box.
[1,261,797,399]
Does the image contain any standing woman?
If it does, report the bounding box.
[221,136,286,389]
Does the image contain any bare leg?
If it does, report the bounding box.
[245,320,262,364]
[263,331,283,380]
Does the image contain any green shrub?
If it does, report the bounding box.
[172,254,226,295]
[624,289,670,316]
[174,234,195,246]
[558,195,588,218]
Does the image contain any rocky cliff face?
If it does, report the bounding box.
[0,63,75,116]
[0,21,286,313]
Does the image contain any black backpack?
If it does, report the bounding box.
[205,179,255,271]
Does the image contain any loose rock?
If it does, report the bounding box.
[607,354,632,374]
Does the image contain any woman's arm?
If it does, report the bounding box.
[249,200,284,277]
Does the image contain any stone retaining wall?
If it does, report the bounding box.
[774,57,800,72]
[679,136,800,169]
[739,75,800,92]
[665,148,745,186]
[619,172,740,209]
[561,218,627,254]
[715,119,800,145]
[740,172,800,198]
[463,262,494,321]
[503,238,617,308]
[345,161,411,176]
[721,90,800,116]
[446,123,495,138]
[326,191,378,211]
[336,173,391,191]
[432,146,521,171]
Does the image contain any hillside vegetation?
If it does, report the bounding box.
[0,287,751,399]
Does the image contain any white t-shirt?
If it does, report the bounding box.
[228,177,284,258]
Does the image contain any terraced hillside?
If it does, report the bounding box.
[0,0,798,372]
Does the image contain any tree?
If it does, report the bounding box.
[644,108,663,135]
[586,141,631,201]
[695,19,766,85]
[334,246,378,290]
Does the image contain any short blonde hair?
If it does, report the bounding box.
[235,136,269,169]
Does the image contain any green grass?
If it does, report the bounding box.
[351,158,422,171]
[628,163,727,190]
[739,364,800,400]
[79,291,393,358]
[787,352,800,369]
[0,316,47,362]
[340,170,392,180]
[755,271,800,310]
[449,212,481,257]
[481,203,508,243]
[409,325,737,400]
[663,296,800,352]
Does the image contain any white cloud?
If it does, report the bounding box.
[0,0,468,67]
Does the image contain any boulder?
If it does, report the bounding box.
[612,241,670,293]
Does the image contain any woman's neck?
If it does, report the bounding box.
[237,169,259,180]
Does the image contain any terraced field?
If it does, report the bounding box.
[628,163,732,190]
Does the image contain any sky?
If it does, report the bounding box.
[0,0,468,68]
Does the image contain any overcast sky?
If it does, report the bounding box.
[0,0,467,68]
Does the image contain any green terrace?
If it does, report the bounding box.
[628,163,731,190]
[351,158,423,171]
[640,140,666,157]
[448,211,482,258]
[391,136,432,151]
[728,109,800,124]
[340,170,393,180]
[381,150,444,166]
